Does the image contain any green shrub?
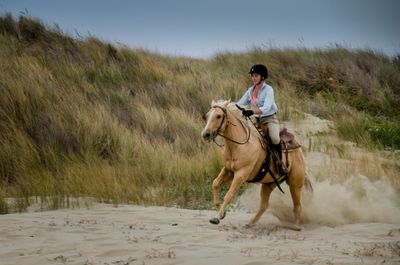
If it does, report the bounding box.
[363,117,400,149]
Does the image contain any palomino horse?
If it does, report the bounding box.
[201,100,311,229]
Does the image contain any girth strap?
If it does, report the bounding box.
[247,158,271,183]
[247,151,286,193]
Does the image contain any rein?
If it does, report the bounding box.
[212,106,251,146]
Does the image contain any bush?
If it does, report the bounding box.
[363,117,400,149]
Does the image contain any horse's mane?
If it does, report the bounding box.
[211,100,262,141]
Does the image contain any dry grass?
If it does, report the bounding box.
[0,14,399,212]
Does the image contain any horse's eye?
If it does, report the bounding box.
[216,115,222,119]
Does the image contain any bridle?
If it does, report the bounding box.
[211,106,251,146]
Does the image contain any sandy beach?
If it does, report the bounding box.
[0,203,399,265]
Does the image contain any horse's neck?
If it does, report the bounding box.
[225,111,242,134]
[223,111,265,167]
[224,111,251,149]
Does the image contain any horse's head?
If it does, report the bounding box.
[201,100,230,142]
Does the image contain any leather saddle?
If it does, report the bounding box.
[256,123,301,151]
[279,128,301,150]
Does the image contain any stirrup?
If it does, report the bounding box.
[276,162,288,177]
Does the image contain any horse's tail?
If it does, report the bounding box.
[304,172,314,194]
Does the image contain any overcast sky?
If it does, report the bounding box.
[1,0,399,58]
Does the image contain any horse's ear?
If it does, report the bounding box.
[202,112,208,121]
[223,99,231,107]
[211,100,216,107]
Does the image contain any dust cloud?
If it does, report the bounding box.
[237,174,400,226]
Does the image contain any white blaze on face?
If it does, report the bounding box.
[201,109,215,139]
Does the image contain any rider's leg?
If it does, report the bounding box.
[266,116,288,177]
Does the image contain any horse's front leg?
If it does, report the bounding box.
[211,167,232,210]
[210,170,248,225]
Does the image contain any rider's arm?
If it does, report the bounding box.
[258,85,276,116]
[237,87,251,106]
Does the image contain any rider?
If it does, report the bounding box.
[237,64,287,177]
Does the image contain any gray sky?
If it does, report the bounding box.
[1,0,399,58]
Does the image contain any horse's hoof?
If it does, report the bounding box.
[293,225,302,231]
[244,223,254,229]
[210,217,220,225]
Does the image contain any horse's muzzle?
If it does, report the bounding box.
[201,130,217,142]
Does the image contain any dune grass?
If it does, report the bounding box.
[0,14,399,213]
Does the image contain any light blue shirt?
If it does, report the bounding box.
[237,82,278,117]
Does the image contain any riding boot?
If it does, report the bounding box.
[273,143,288,177]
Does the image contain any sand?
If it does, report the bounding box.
[1,114,399,265]
[1,203,399,265]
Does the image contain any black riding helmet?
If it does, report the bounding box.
[249,64,268,79]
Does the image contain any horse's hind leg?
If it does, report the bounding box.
[289,183,303,227]
[249,184,272,225]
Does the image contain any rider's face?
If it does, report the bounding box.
[250,73,262,85]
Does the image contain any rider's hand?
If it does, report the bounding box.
[242,109,254,117]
